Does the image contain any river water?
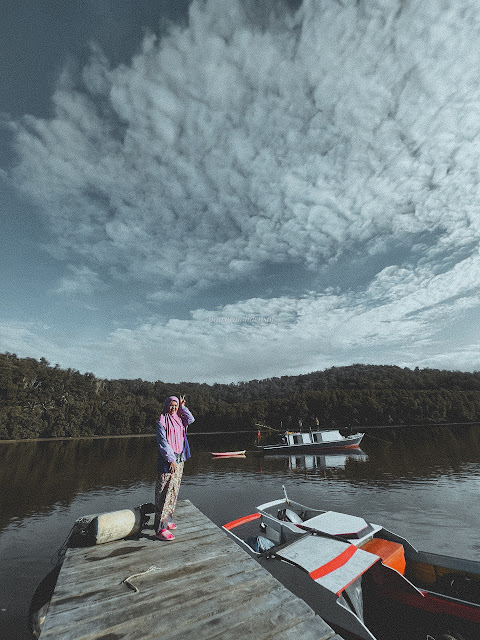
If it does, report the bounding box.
[1,426,480,640]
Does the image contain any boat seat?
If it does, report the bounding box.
[360,538,406,575]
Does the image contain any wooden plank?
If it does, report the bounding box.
[40,500,343,640]
[42,545,257,634]
[42,558,273,637]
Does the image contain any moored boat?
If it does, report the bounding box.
[223,488,480,640]
[260,429,364,454]
[211,450,246,457]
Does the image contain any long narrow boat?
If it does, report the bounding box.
[223,488,480,640]
[211,450,246,457]
[260,429,364,454]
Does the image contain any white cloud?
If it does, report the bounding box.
[5,0,480,382]
[55,264,101,295]
[6,257,478,383]
[10,0,480,295]
[0,322,56,360]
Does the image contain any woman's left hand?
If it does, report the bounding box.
[179,395,186,407]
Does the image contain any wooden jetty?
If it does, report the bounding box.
[39,500,343,639]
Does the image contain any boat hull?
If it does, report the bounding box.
[223,493,480,640]
[262,434,364,454]
[211,450,246,457]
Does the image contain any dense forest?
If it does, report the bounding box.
[1,352,480,440]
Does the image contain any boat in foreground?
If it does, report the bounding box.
[223,488,480,640]
[260,429,364,454]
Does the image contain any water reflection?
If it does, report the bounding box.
[2,426,480,640]
[0,437,157,531]
[2,426,480,531]
[267,449,368,471]
[349,426,480,486]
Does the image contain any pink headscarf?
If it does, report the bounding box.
[159,396,185,454]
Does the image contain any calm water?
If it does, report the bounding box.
[1,427,480,640]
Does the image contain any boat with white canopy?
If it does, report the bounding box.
[260,429,364,454]
[223,488,480,640]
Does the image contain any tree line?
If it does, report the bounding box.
[1,352,480,440]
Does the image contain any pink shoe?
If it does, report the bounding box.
[156,528,175,541]
[167,522,177,530]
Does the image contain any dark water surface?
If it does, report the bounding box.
[1,427,480,640]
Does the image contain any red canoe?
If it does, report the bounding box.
[211,450,246,457]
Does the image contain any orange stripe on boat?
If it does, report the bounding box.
[223,513,261,530]
[309,545,357,581]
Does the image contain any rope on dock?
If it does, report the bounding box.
[121,565,162,593]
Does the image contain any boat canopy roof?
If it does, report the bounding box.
[256,499,382,544]
[275,535,379,596]
[302,511,378,540]
[286,429,342,436]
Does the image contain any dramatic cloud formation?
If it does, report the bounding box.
[5,0,480,381]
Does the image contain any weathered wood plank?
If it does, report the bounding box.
[48,548,251,616]
[40,500,343,640]
[42,557,271,636]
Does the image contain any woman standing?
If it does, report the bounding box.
[155,394,194,540]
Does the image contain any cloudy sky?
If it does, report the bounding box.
[2,0,480,384]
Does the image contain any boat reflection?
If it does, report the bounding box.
[268,448,368,471]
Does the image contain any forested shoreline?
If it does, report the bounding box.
[2,352,480,440]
